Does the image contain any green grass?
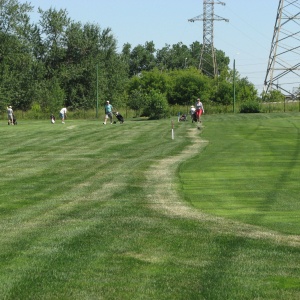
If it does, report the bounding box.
[180,113,300,235]
[0,115,300,299]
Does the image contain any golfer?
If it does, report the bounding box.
[7,106,13,125]
[59,107,67,124]
[195,98,204,122]
[190,105,196,117]
[103,101,113,124]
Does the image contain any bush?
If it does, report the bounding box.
[143,90,170,119]
[240,101,260,113]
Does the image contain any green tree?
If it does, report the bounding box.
[0,0,34,110]
[38,7,70,78]
[236,77,257,103]
[262,89,285,102]
[141,68,169,94]
[143,90,169,119]
[127,68,170,98]
[155,41,229,76]
[167,68,212,105]
[156,42,191,71]
[0,0,33,35]
[188,41,201,69]
[63,21,105,109]
[127,89,145,117]
[168,42,190,70]
[213,80,233,105]
[129,41,156,76]
[215,49,230,74]
[156,44,170,72]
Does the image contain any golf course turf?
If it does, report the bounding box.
[0,113,299,299]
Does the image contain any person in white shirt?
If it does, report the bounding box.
[190,105,196,122]
[59,107,67,124]
[7,106,13,125]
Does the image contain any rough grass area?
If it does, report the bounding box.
[0,115,300,299]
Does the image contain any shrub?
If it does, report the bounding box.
[240,101,260,113]
[143,90,170,119]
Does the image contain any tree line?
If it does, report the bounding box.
[1,0,264,118]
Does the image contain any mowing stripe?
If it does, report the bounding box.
[146,127,300,248]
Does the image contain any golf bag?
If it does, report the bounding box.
[114,112,124,124]
[179,114,187,121]
[191,112,197,123]
[50,114,56,124]
[8,114,17,125]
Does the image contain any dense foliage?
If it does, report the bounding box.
[1,0,275,117]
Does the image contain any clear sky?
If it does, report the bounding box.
[20,0,281,94]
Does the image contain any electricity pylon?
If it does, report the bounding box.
[264,0,300,97]
[189,0,228,77]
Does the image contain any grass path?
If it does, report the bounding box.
[146,126,300,248]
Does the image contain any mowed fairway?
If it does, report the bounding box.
[0,114,300,299]
[180,113,300,235]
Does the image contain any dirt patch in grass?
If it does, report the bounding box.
[146,128,300,248]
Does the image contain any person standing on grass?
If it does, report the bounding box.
[190,105,196,118]
[195,98,204,123]
[7,106,13,125]
[59,107,67,124]
[103,100,113,125]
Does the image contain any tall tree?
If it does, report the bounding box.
[0,0,34,110]
[63,21,104,109]
[236,77,257,103]
[129,41,156,76]
[0,0,33,35]
[63,21,128,109]
[38,7,70,78]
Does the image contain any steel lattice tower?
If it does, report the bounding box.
[264,0,300,97]
[189,0,228,77]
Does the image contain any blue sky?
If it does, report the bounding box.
[21,0,281,94]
